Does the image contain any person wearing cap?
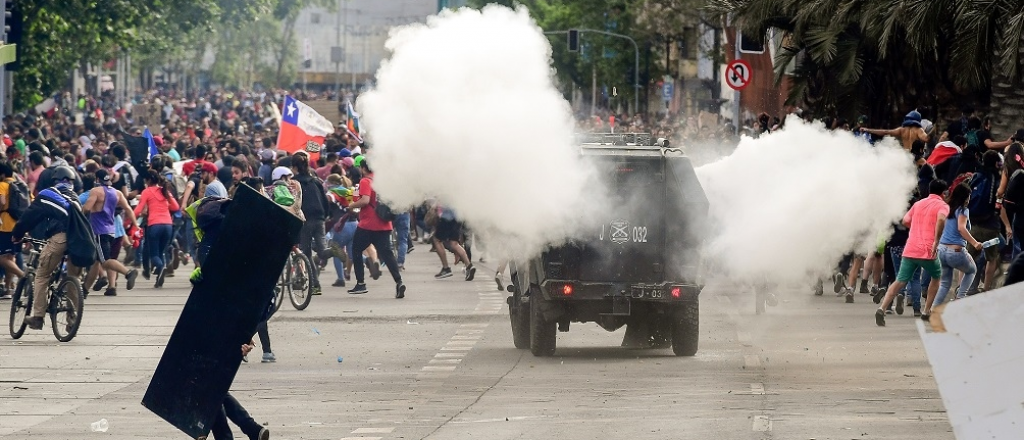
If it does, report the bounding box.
[83,169,141,296]
[180,161,221,260]
[0,161,24,299]
[861,110,930,152]
[257,149,276,186]
[12,166,85,331]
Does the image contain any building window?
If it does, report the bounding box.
[311,13,321,24]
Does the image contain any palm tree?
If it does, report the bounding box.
[707,0,1019,129]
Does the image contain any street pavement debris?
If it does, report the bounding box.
[90,419,109,432]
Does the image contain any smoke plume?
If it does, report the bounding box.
[357,5,602,257]
[696,117,918,283]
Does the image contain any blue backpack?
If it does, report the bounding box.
[968,172,996,220]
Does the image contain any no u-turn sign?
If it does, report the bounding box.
[726,59,752,91]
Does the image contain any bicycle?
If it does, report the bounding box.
[275,247,314,312]
[9,238,85,342]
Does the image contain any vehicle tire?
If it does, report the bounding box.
[529,288,556,356]
[671,301,699,356]
[289,252,314,311]
[52,278,84,343]
[9,275,33,339]
[509,295,530,349]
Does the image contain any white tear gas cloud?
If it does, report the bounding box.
[695,117,917,283]
[357,5,604,256]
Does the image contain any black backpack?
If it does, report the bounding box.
[6,179,29,220]
[1004,169,1024,213]
[59,194,101,267]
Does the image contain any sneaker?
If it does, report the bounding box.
[164,270,175,278]
[921,314,931,322]
[859,279,869,294]
[845,291,854,303]
[257,427,270,440]
[104,287,117,297]
[142,269,151,281]
[913,307,922,317]
[369,261,382,280]
[496,275,504,292]
[395,283,406,299]
[261,352,276,363]
[407,245,415,254]
[833,273,845,294]
[311,286,322,296]
[813,280,824,296]
[872,289,885,304]
[465,265,477,281]
[26,316,43,330]
[435,267,453,279]
[126,269,139,291]
[875,309,886,327]
[347,284,368,294]
[399,265,405,271]
[92,277,108,292]
[242,355,248,363]
[331,279,346,287]
[895,294,905,315]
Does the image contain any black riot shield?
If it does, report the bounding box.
[141,184,301,439]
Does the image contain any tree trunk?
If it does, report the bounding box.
[989,70,1024,140]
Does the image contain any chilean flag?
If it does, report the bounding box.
[277,95,335,161]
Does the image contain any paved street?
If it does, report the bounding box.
[1,250,954,440]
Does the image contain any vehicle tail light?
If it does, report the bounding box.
[671,287,681,298]
[562,284,574,296]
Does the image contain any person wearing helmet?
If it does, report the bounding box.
[11,166,97,330]
[34,156,83,195]
[860,110,930,152]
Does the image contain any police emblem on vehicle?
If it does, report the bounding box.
[610,220,630,244]
[305,140,322,153]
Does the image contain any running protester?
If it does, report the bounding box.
[345,158,405,298]
[928,183,982,315]
[134,170,181,288]
[82,169,140,296]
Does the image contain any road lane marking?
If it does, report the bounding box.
[440,346,473,351]
[750,383,765,395]
[434,353,465,358]
[429,359,462,364]
[752,415,772,431]
[352,427,395,434]
[421,366,457,372]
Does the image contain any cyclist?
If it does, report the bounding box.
[11,166,97,330]
[82,169,141,296]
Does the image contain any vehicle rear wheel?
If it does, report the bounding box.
[671,301,699,356]
[52,278,84,343]
[529,288,556,356]
[508,295,530,349]
[9,275,33,339]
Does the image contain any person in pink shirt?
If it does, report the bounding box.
[876,179,950,326]
[134,169,181,288]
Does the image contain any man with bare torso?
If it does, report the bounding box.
[861,110,929,151]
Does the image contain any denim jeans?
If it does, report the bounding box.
[393,213,411,266]
[934,246,977,307]
[147,224,173,273]
[331,221,357,281]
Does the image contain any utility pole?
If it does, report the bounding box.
[733,29,741,135]
[335,0,341,98]
[591,68,596,118]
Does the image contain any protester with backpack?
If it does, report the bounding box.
[291,151,330,295]
[11,166,90,330]
[966,150,1009,293]
[0,162,26,299]
[270,166,303,221]
[345,158,405,298]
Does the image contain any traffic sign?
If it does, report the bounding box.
[662,82,674,101]
[725,59,752,91]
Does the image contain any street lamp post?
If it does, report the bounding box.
[544,29,640,114]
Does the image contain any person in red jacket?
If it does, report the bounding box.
[134,169,180,288]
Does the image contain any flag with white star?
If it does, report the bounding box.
[276,95,335,161]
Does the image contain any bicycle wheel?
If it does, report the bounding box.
[289,252,314,311]
[51,277,84,342]
[9,274,33,339]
